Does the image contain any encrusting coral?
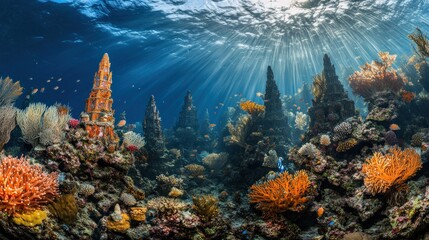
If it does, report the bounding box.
[12,209,48,227]
[348,52,406,100]
[0,156,59,215]
[362,146,422,195]
[249,170,311,213]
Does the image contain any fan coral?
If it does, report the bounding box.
[348,52,406,100]
[0,156,59,215]
[0,76,23,107]
[294,112,309,130]
[0,106,17,151]
[192,195,220,221]
[147,197,187,216]
[319,134,331,146]
[123,131,145,148]
[336,138,358,152]
[240,100,265,115]
[249,170,311,213]
[298,143,320,158]
[361,147,422,195]
[408,28,429,58]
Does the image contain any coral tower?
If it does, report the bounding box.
[81,53,118,142]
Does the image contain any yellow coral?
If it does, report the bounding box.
[129,206,147,222]
[362,146,422,195]
[168,187,184,198]
[336,138,358,152]
[240,100,265,115]
[12,209,47,227]
[249,170,311,213]
[106,213,130,232]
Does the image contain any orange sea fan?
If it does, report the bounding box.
[348,52,406,100]
[0,156,59,215]
[240,100,265,115]
[361,146,422,195]
[249,170,310,213]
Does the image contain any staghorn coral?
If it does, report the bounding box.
[0,76,23,107]
[312,73,326,103]
[362,146,422,195]
[0,106,17,151]
[12,209,47,227]
[0,156,59,215]
[336,138,358,152]
[147,197,187,216]
[202,152,228,170]
[192,195,220,222]
[184,164,206,179]
[249,170,311,213]
[319,134,331,146]
[122,131,145,149]
[348,52,406,100]
[294,112,308,130]
[240,100,265,115]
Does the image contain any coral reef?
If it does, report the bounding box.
[0,156,59,215]
[173,91,199,150]
[249,170,311,213]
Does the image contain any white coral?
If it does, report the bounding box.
[123,131,145,148]
[294,112,308,131]
[298,143,320,158]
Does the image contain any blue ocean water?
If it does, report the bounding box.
[1,0,428,127]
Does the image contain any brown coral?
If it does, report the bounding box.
[361,146,422,195]
[192,195,220,222]
[408,28,429,58]
[249,170,311,213]
[240,100,265,115]
[348,52,406,100]
[312,73,326,103]
[184,164,206,179]
[336,138,358,152]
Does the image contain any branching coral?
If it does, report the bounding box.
[348,52,406,100]
[225,115,251,147]
[240,100,265,115]
[362,147,422,195]
[408,28,429,58]
[192,195,220,222]
[249,170,311,213]
[0,156,59,215]
[0,76,23,107]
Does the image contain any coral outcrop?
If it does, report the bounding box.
[143,95,165,160]
[173,91,199,150]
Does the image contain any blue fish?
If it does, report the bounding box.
[277,157,286,173]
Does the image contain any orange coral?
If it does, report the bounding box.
[240,100,265,115]
[401,90,415,103]
[361,146,422,195]
[0,156,59,215]
[348,52,406,100]
[249,170,310,213]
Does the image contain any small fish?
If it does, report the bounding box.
[204,134,210,139]
[31,88,38,94]
[53,86,59,90]
[297,106,301,111]
[74,89,77,92]
[76,79,80,83]
[117,120,126,127]
[57,78,62,81]
[50,76,54,79]
[132,84,135,88]
[47,80,51,83]
[219,102,224,106]
[40,88,45,93]
[29,77,33,80]
[389,124,400,131]
[256,92,264,98]
[317,207,324,218]
[25,95,30,99]
[209,124,216,128]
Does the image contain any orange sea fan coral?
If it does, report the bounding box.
[348,52,406,100]
[240,100,265,115]
[0,156,59,215]
[361,146,422,195]
[249,170,310,213]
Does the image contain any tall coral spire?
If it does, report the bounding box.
[144,95,165,159]
[81,53,118,142]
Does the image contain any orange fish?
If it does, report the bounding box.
[31,88,38,94]
[117,120,126,127]
[297,106,301,111]
[389,124,400,131]
[317,207,324,218]
[209,124,216,128]
[204,134,210,139]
